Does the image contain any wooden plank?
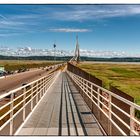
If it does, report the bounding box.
[47,128,58,136]
[17,128,34,135]
[32,128,48,135]
[16,72,104,136]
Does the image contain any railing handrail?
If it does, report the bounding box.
[67,70,140,136]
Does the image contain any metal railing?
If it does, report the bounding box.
[67,70,140,136]
[0,70,59,135]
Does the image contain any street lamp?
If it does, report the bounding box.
[61,51,63,62]
[53,43,56,63]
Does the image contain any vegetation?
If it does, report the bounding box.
[0,60,62,72]
[0,55,140,62]
[78,63,140,105]
[0,55,72,61]
[80,57,140,62]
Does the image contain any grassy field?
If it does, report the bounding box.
[78,62,140,105]
[0,60,62,72]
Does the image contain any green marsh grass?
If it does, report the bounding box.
[78,63,140,105]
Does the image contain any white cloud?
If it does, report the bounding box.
[0,20,24,26]
[49,28,91,32]
[49,5,140,21]
[79,49,130,57]
[0,33,20,37]
[0,47,140,57]
[0,5,140,36]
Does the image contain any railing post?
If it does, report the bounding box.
[23,87,26,121]
[46,76,49,90]
[10,93,14,135]
[97,88,101,120]
[90,84,93,113]
[39,80,42,99]
[45,77,47,91]
[82,78,84,91]
[42,78,45,96]
[97,88,100,107]
[108,94,112,135]
[90,84,93,98]
[36,81,39,104]
[31,84,33,111]
[79,77,82,89]
[85,81,88,94]
[83,80,87,98]
[130,106,135,135]
[85,81,87,93]
[72,73,74,80]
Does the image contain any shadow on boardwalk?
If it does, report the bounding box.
[17,72,104,136]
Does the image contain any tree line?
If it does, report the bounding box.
[0,55,140,62]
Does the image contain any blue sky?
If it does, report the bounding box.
[0,4,140,55]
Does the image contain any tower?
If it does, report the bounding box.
[75,35,80,63]
[70,35,80,64]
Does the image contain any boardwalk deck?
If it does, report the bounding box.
[16,72,104,136]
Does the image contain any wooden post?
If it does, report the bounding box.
[36,81,39,104]
[97,88,100,107]
[43,78,45,95]
[97,88,100,120]
[31,84,33,111]
[130,106,135,135]
[108,94,112,135]
[23,87,26,121]
[10,93,14,135]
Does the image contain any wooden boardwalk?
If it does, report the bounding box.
[16,72,104,136]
